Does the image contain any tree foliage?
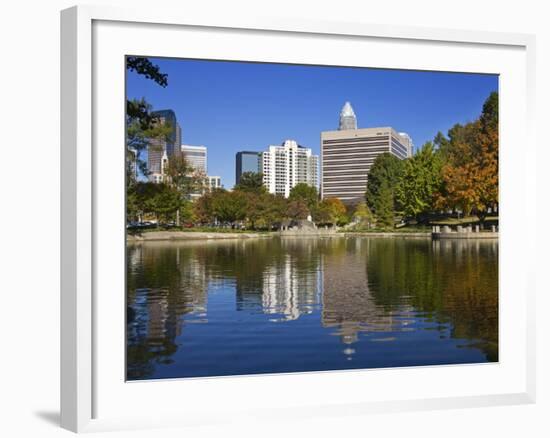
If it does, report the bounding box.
[126,100,173,184]
[374,181,395,229]
[289,183,318,212]
[164,154,205,199]
[125,57,170,185]
[352,202,374,228]
[396,142,443,220]
[234,172,266,194]
[365,152,404,224]
[435,92,498,219]
[126,57,168,88]
[127,182,181,223]
[316,198,348,226]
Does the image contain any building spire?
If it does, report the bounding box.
[339,101,357,130]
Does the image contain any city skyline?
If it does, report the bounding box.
[127,57,498,188]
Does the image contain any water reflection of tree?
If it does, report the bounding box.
[366,238,498,361]
[127,238,324,379]
[126,243,208,379]
[127,237,498,379]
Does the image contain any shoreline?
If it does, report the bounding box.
[127,231,270,242]
[127,230,436,242]
[126,230,499,242]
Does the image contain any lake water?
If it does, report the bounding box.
[126,236,498,380]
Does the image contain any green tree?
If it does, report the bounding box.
[126,99,172,184]
[352,201,374,229]
[149,184,182,223]
[125,57,170,186]
[289,183,318,212]
[127,182,181,224]
[257,194,287,230]
[365,153,404,214]
[396,142,443,221]
[234,172,266,193]
[375,181,395,229]
[126,57,168,88]
[211,190,248,225]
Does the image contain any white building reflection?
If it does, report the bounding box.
[261,253,322,321]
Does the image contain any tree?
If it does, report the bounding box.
[434,92,499,221]
[263,195,288,229]
[125,57,169,186]
[211,190,248,225]
[287,199,310,220]
[127,182,181,224]
[164,154,206,198]
[352,202,374,229]
[289,183,318,212]
[365,153,404,214]
[396,142,443,221]
[374,181,395,229]
[193,189,218,224]
[316,198,348,226]
[234,172,266,193]
[126,57,168,88]
[126,99,172,184]
[149,184,182,223]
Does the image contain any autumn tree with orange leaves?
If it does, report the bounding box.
[434,92,498,222]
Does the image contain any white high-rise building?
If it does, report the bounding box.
[207,175,222,191]
[261,140,319,198]
[181,145,207,174]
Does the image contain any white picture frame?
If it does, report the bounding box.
[61,4,536,433]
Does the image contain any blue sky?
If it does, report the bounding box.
[126,57,498,188]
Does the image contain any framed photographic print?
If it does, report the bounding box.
[61,4,536,433]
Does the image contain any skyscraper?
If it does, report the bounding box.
[235,151,261,184]
[147,109,181,180]
[339,101,357,130]
[321,102,413,204]
[181,145,207,174]
[180,145,208,200]
[261,140,319,198]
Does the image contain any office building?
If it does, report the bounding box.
[261,140,319,198]
[181,145,207,174]
[321,102,413,204]
[207,175,222,191]
[147,109,181,179]
[149,151,169,184]
[339,101,357,130]
[235,151,261,184]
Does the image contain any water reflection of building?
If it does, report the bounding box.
[261,254,321,321]
[234,239,322,321]
[321,239,396,346]
[126,243,209,379]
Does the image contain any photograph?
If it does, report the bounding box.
[125,56,499,380]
